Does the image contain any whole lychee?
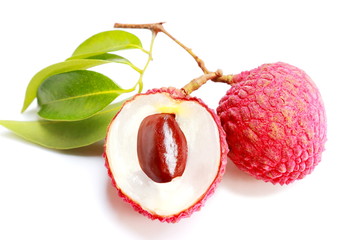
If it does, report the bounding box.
[217,62,326,185]
[104,87,228,222]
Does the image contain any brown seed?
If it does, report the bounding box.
[137,113,188,183]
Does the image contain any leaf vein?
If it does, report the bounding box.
[41,90,123,105]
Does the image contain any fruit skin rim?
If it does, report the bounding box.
[103,87,229,223]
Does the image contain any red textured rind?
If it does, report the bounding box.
[104,87,228,223]
[217,62,327,185]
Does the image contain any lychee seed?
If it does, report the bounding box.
[217,62,327,185]
[137,113,188,183]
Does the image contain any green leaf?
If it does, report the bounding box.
[0,101,124,149]
[69,30,143,59]
[37,70,126,121]
[21,56,135,113]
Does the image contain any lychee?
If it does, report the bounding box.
[104,87,228,222]
[217,62,326,185]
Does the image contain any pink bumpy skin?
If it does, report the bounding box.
[217,62,327,185]
[104,87,228,223]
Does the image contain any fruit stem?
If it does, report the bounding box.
[159,27,210,74]
[213,74,234,85]
[114,22,235,92]
[114,22,210,74]
[181,70,223,95]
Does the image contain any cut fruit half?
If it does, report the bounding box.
[104,88,228,223]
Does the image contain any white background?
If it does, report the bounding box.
[0,0,359,239]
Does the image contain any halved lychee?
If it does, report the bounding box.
[217,62,327,185]
[104,87,228,223]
